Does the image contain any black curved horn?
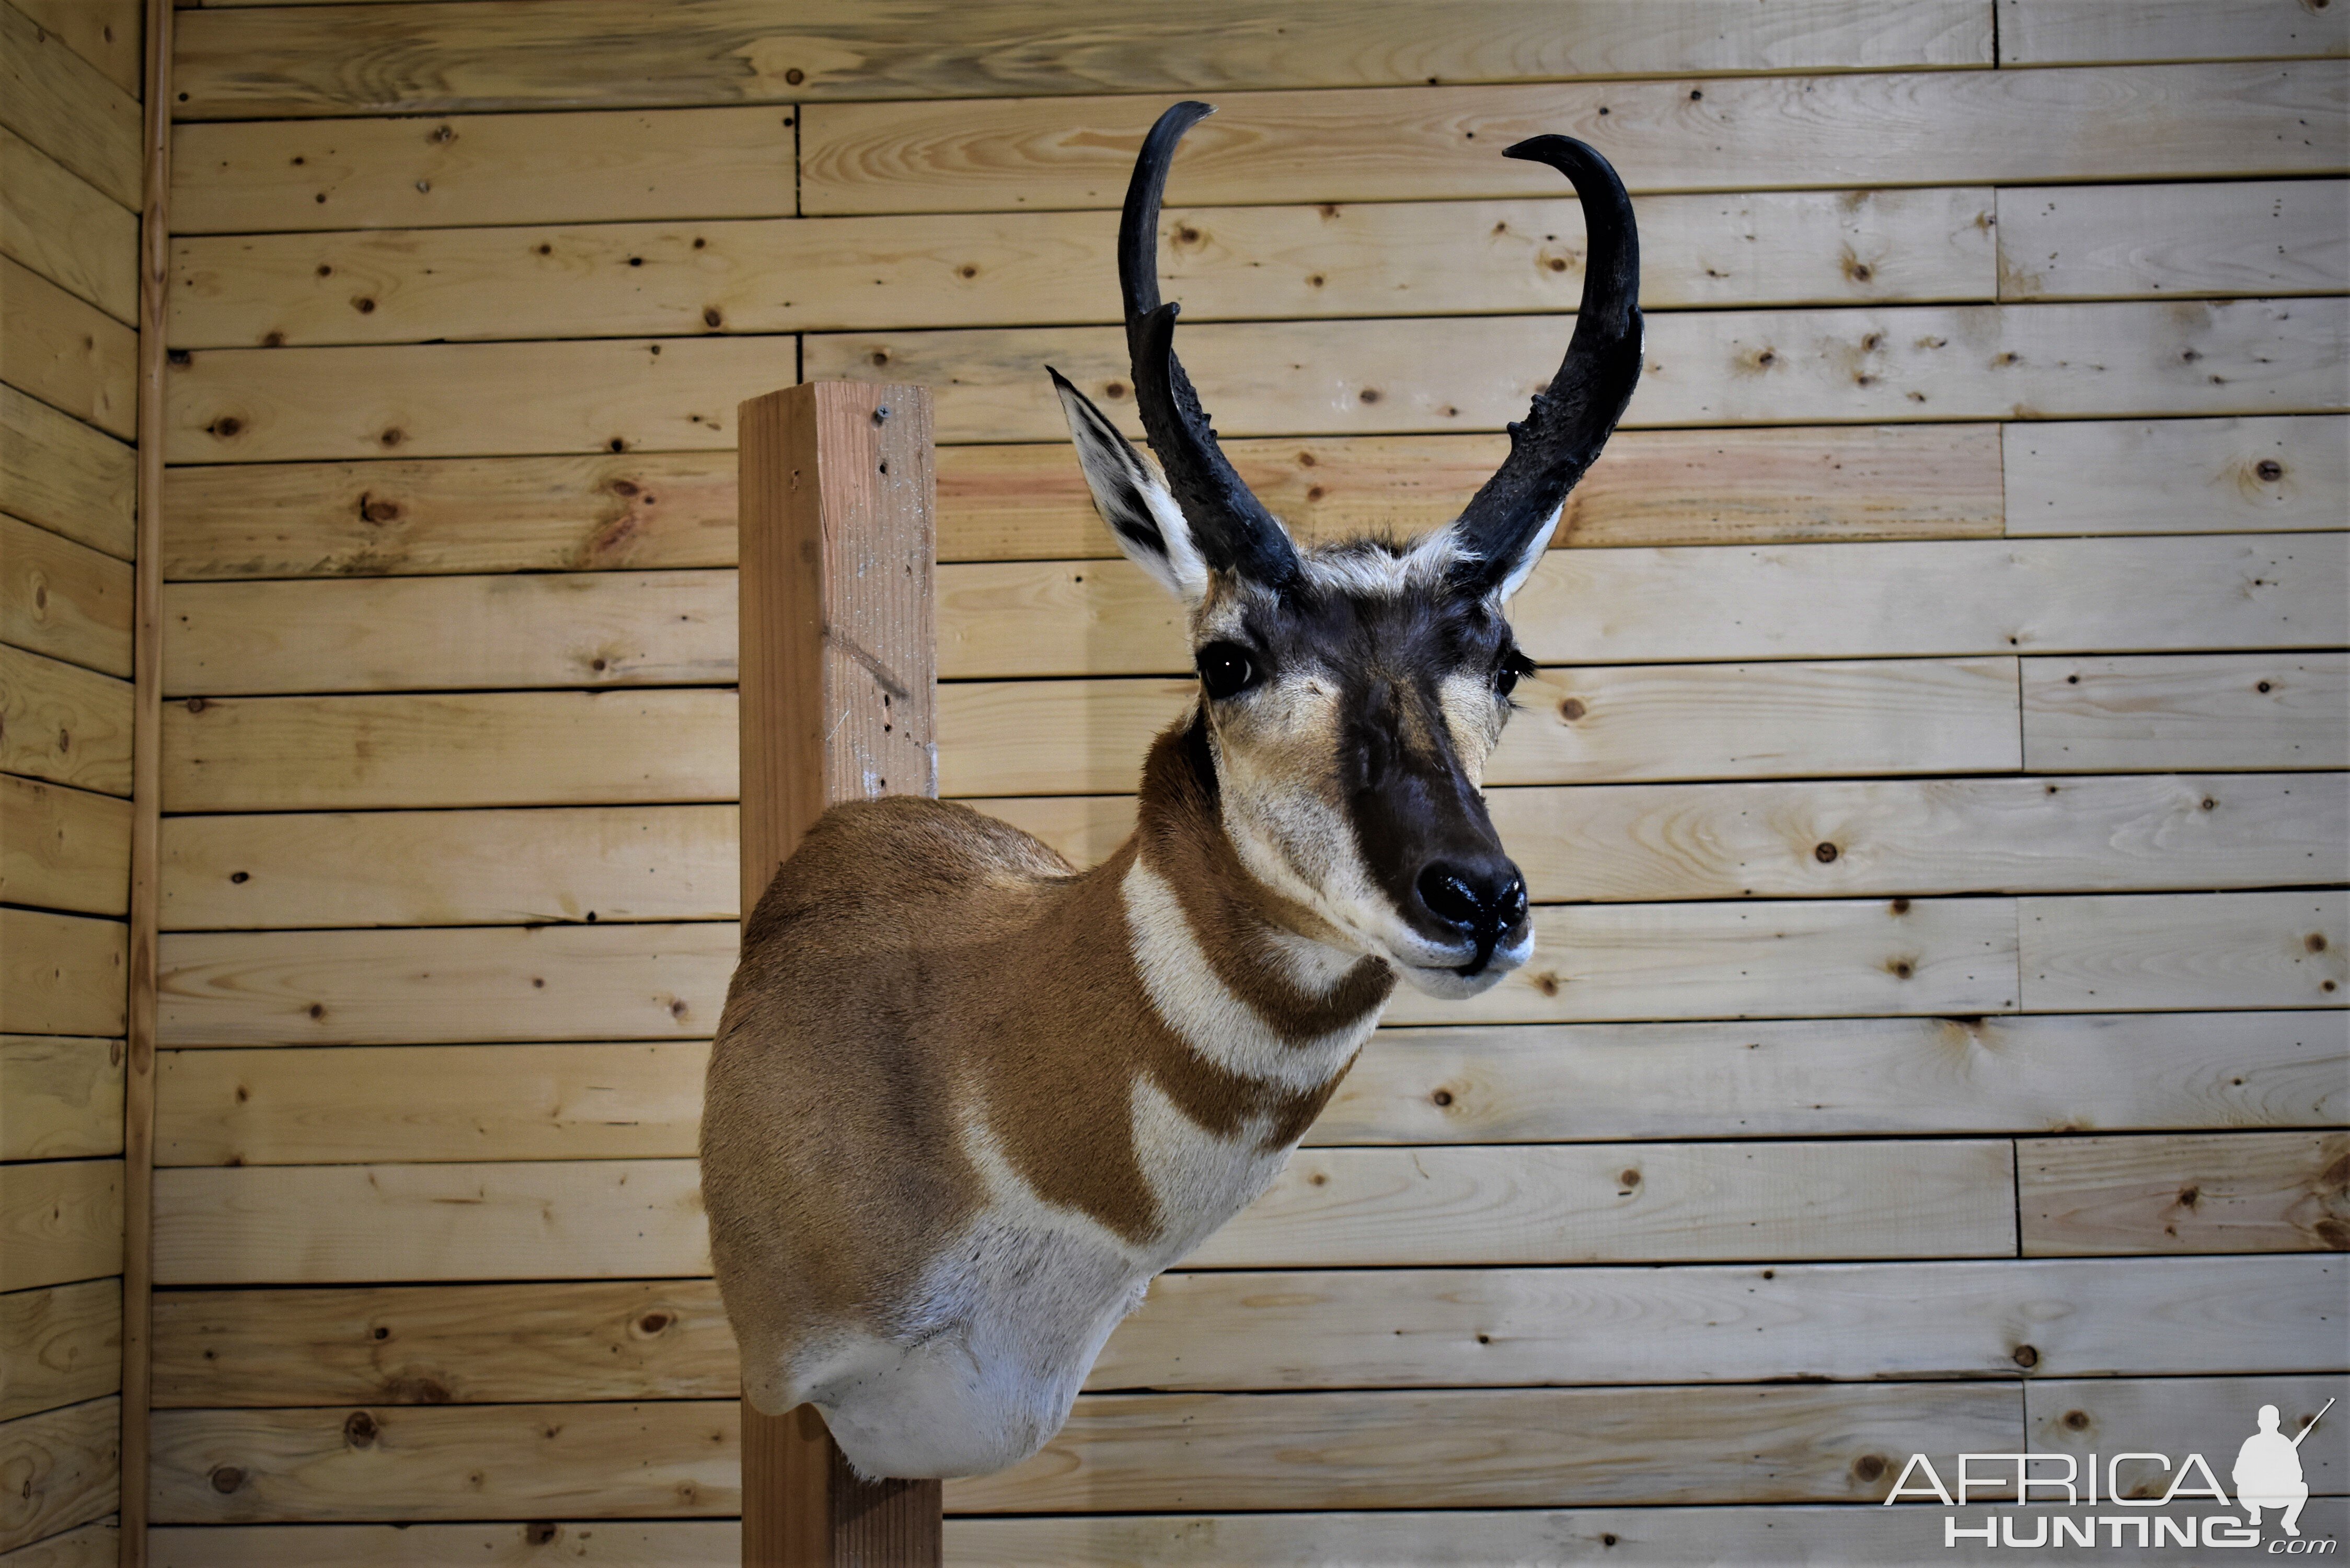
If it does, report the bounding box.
[1452,135,1643,592]
[1119,101,1301,590]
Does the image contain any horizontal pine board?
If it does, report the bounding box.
[0,775,131,917]
[0,124,136,322]
[2023,652,2350,771]
[150,1401,735,1524]
[809,299,2348,447]
[155,423,2004,582]
[947,659,2022,797]
[147,1254,2343,1410]
[0,1398,118,1554]
[169,0,1991,119]
[155,772,2345,930]
[0,909,126,1039]
[162,689,738,813]
[1,1518,119,1568]
[167,186,1997,349]
[799,64,2347,215]
[156,1042,712,1165]
[1327,1009,2345,1144]
[172,105,797,235]
[1998,179,2348,300]
[0,1278,119,1424]
[1190,1139,2016,1266]
[0,0,139,207]
[0,1159,122,1294]
[153,1160,712,1285]
[1104,1253,2342,1390]
[166,334,791,465]
[163,570,735,695]
[2003,414,2348,536]
[153,1138,2010,1285]
[162,805,738,929]
[150,1003,2349,1167]
[2020,890,2348,1011]
[152,1278,736,1408]
[148,1521,731,1568]
[0,1035,124,1161]
[948,1382,2018,1512]
[0,513,132,679]
[0,257,135,442]
[1999,0,2350,65]
[14,0,141,98]
[2021,1131,2350,1255]
[0,384,134,562]
[156,922,736,1047]
[2025,1375,2348,1494]
[0,645,131,797]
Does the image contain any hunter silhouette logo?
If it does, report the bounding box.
[1887,1397,2337,1551]
[2240,1399,2332,1539]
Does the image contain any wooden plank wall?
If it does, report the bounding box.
[0,1,143,1563]
[142,2,2345,1563]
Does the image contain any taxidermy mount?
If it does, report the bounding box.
[702,99,1643,1480]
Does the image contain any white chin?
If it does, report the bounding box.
[1398,962,1511,999]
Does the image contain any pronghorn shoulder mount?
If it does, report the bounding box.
[703,100,1643,1480]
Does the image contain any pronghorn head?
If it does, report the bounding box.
[1052,101,1643,1000]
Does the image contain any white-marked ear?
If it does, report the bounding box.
[1490,502,1564,602]
[1050,366,1210,602]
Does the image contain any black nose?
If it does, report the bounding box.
[1414,859,1528,939]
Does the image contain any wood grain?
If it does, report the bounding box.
[2023,653,2350,772]
[946,1382,2019,1512]
[0,1279,120,1423]
[0,513,132,679]
[151,1278,735,1408]
[145,1254,2343,1409]
[0,1036,124,1161]
[171,105,796,234]
[2020,891,2348,1011]
[147,1521,729,1568]
[0,0,139,207]
[162,570,735,695]
[0,909,126,1039]
[160,805,737,930]
[154,1041,712,1166]
[1102,1253,2343,1391]
[0,125,136,322]
[2025,1375,2348,1495]
[1322,1009,2345,1145]
[167,0,1990,118]
[2003,414,2349,535]
[806,299,2348,447]
[11,0,141,97]
[1998,179,2348,300]
[148,1400,736,1523]
[0,776,131,917]
[0,256,135,441]
[165,186,1996,349]
[2020,1131,2349,1255]
[0,644,131,795]
[0,1398,118,1554]
[798,64,2347,216]
[151,1159,711,1285]
[1999,0,2349,65]
[153,423,2004,582]
[156,921,736,1047]
[0,1160,122,1294]
[0,1517,117,1568]
[162,688,736,813]
[939,659,2022,798]
[0,384,134,562]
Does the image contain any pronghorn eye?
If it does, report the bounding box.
[1494,648,1534,698]
[1196,642,1257,699]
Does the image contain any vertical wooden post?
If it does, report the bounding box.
[735,382,944,1567]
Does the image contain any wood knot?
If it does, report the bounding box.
[1814,842,1838,863]
[372,1325,391,1340]
[1890,898,1910,914]
[209,1466,244,1494]
[2012,1344,2039,1368]
[1558,697,1586,721]
[703,307,723,328]
[210,416,242,438]
[1851,1453,1886,1483]
[379,428,404,447]
[1888,960,1914,979]
[2306,932,2328,952]
[525,1521,560,1545]
[2256,459,2285,481]
[1358,387,1380,402]
[353,297,376,314]
[2062,1408,2091,1431]
[1430,1089,1454,1108]
[636,1311,673,1336]
[1104,381,1127,399]
[784,67,805,85]
[344,1411,378,1447]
